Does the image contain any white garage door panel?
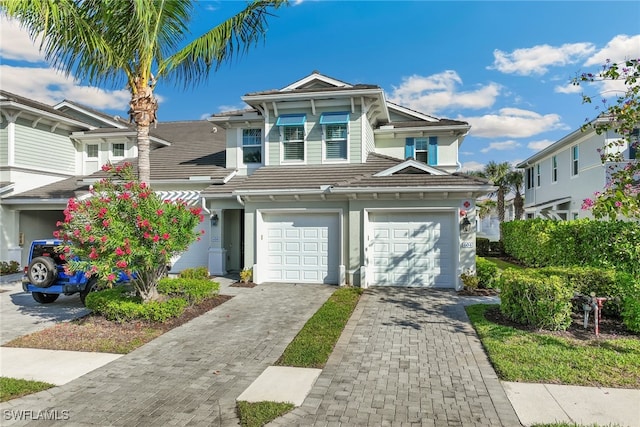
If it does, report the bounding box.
[263,213,339,284]
[370,212,455,288]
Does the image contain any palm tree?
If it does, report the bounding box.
[507,170,525,220]
[476,161,511,239]
[1,0,287,184]
[476,199,497,220]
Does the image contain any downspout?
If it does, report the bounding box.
[236,195,245,206]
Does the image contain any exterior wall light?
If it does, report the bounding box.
[211,213,219,227]
[460,214,472,234]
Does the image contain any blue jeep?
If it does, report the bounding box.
[22,239,99,305]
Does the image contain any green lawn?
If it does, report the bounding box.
[236,401,295,427]
[482,257,524,271]
[275,287,362,368]
[466,304,640,388]
[0,377,54,402]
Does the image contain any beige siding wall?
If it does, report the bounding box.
[14,119,76,173]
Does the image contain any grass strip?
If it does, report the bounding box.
[466,304,640,388]
[533,424,624,427]
[236,401,295,427]
[482,257,524,271]
[276,287,363,369]
[0,377,54,402]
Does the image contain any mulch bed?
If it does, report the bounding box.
[230,282,257,288]
[483,305,639,341]
[457,288,499,296]
[3,294,233,353]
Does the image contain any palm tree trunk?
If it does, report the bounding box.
[514,192,524,220]
[498,187,505,240]
[129,81,158,185]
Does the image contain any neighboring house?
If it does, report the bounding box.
[205,72,494,289]
[2,73,494,289]
[476,196,515,241]
[517,118,638,220]
[0,90,227,271]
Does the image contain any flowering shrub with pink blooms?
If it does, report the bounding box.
[56,162,204,302]
[574,59,640,219]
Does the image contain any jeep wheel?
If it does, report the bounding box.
[79,277,98,306]
[32,292,59,304]
[27,256,57,287]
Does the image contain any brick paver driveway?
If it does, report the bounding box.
[271,288,521,427]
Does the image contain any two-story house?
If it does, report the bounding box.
[204,72,494,288]
[517,117,638,220]
[0,91,227,271]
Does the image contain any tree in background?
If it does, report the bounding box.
[507,169,525,220]
[472,161,512,239]
[1,0,287,185]
[573,59,640,219]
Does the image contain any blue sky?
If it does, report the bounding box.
[1,1,639,171]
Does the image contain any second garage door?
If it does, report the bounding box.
[263,213,339,284]
[369,212,455,288]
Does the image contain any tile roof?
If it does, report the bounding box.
[0,90,89,124]
[5,120,232,201]
[203,153,489,195]
[380,119,469,128]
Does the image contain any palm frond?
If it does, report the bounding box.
[160,0,288,86]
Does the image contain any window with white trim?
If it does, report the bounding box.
[526,167,534,189]
[536,163,541,186]
[552,155,558,182]
[112,143,125,158]
[276,114,306,162]
[571,145,579,176]
[415,138,429,163]
[320,112,349,161]
[86,144,98,159]
[242,129,262,164]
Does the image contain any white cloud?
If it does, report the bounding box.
[461,161,485,172]
[388,71,501,115]
[527,140,555,150]
[490,43,596,75]
[554,83,582,94]
[480,140,522,153]
[0,17,46,63]
[462,108,568,138]
[584,34,640,66]
[0,65,130,111]
[217,103,249,113]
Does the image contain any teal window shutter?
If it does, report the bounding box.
[428,136,438,165]
[405,138,415,159]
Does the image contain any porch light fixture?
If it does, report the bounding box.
[211,213,219,227]
[460,215,472,234]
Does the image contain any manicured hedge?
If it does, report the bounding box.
[476,256,500,289]
[476,238,490,257]
[501,219,640,275]
[500,269,573,331]
[157,278,219,304]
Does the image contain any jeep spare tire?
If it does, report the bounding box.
[27,256,57,287]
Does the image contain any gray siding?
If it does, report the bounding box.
[14,119,76,173]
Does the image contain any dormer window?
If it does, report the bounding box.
[320,112,349,161]
[242,129,262,164]
[405,137,437,166]
[276,114,306,162]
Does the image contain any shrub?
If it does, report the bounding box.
[460,269,479,290]
[536,266,634,317]
[85,286,188,322]
[0,260,20,275]
[502,219,640,275]
[500,269,573,330]
[157,277,219,305]
[240,267,253,283]
[178,267,209,280]
[622,280,640,333]
[476,256,500,289]
[476,237,490,257]
[489,240,504,256]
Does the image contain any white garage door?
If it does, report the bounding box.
[369,212,455,288]
[263,213,339,284]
